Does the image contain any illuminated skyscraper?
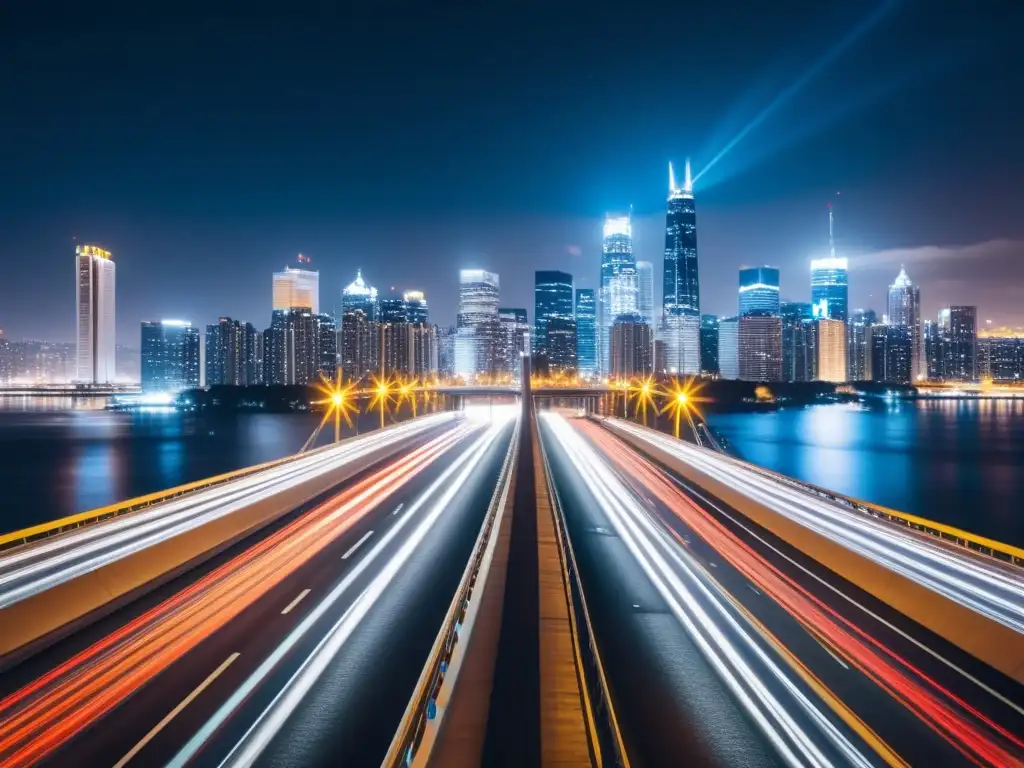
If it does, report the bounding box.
[815,318,847,382]
[342,270,379,318]
[663,161,700,317]
[575,289,598,378]
[498,308,529,380]
[738,315,782,382]
[140,320,200,393]
[661,161,701,375]
[273,259,319,315]
[205,317,262,386]
[700,314,719,376]
[75,244,116,384]
[610,314,652,379]
[781,302,814,382]
[599,213,637,374]
[810,207,848,321]
[738,266,780,317]
[637,260,654,322]
[718,317,739,380]
[887,267,922,380]
[340,270,379,379]
[534,270,575,375]
[455,269,501,381]
[848,308,876,380]
[403,291,429,324]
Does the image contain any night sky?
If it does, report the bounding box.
[2,1,1023,344]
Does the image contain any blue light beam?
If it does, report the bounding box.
[693,1,899,185]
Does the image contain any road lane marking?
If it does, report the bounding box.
[342,530,374,560]
[813,636,850,669]
[392,503,404,516]
[747,584,761,596]
[281,589,311,615]
[113,652,240,768]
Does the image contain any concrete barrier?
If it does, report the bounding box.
[604,420,1024,686]
[0,421,451,669]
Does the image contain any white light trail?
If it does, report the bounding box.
[543,414,873,768]
[610,420,1024,634]
[0,414,456,609]
[168,412,515,768]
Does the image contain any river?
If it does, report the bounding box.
[706,398,1024,547]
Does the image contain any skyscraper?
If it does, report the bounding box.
[534,271,574,358]
[738,266,781,317]
[661,161,702,377]
[871,324,913,384]
[810,206,849,322]
[718,317,739,380]
[700,314,719,376]
[205,317,262,386]
[663,160,700,317]
[140,320,200,393]
[815,318,847,382]
[264,308,318,385]
[378,292,407,323]
[781,302,814,382]
[847,309,876,381]
[738,315,782,382]
[455,269,500,382]
[75,244,116,384]
[342,270,379,319]
[947,306,978,381]
[637,260,654,322]
[887,267,923,380]
[610,314,652,380]
[403,291,429,324]
[575,289,598,378]
[273,261,319,315]
[498,308,529,380]
[341,270,379,379]
[599,213,637,374]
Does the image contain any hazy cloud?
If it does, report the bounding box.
[849,239,1023,270]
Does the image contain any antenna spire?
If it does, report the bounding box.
[828,203,836,259]
[669,161,677,194]
[683,158,693,193]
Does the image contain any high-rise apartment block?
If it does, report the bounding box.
[75,245,116,384]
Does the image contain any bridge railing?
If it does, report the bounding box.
[603,417,1024,569]
[0,447,324,553]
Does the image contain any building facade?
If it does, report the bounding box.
[699,314,719,376]
[272,265,319,315]
[637,260,654,322]
[498,308,529,380]
[809,258,849,322]
[661,160,701,377]
[738,315,782,382]
[534,270,574,361]
[574,290,597,378]
[887,268,922,381]
[848,308,876,381]
[738,266,781,317]
[870,324,913,384]
[718,317,739,380]
[140,320,200,393]
[600,214,637,375]
[205,317,262,386]
[455,269,501,382]
[815,318,847,382]
[781,302,814,382]
[610,314,653,380]
[75,245,116,384]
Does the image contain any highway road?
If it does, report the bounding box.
[0,407,516,767]
[608,419,1024,634]
[539,412,1024,768]
[0,412,459,611]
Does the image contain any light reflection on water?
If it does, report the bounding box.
[708,400,1024,546]
[0,397,423,535]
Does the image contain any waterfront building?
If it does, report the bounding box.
[815,318,847,382]
[342,270,379,319]
[738,315,782,382]
[273,259,319,315]
[534,270,574,363]
[574,290,598,378]
[455,269,501,381]
[600,213,637,374]
[718,317,739,380]
[378,293,407,324]
[610,314,653,380]
[870,324,913,384]
[739,266,781,317]
[979,334,1024,380]
[316,313,337,377]
[699,314,719,376]
[848,309,876,381]
[947,306,978,382]
[206,317,262,386]
[437,325,456,379]
[781,302,814,382]
[660,313,701,375]
[888,267,923,380]
[140,320,200,393]
[264,308,318,385]
[75,244,116,384]
[545,317,577,376]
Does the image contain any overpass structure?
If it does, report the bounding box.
[0,386,1021,766]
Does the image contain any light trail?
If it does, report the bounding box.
[581,420,1024,767]
[0,413,455,609]
[0,425,476,768]
[542,413,875,768]
[608,420,1024,634]
[173,410,517,768]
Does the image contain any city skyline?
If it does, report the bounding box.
[1,4,1023,342]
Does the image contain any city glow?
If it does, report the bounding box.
[603,215,632,239]
[738,282,781,293]
[158,319,190,327]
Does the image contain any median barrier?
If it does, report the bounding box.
[604,420,1024,686]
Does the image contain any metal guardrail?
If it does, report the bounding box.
[383,415,520,767]
[0,453,302,553]
[603,417,1024,569]
[537,415,631,768]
